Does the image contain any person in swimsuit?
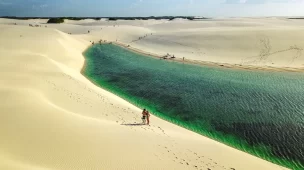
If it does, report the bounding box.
[141,109,150,125]
[142,109,147,124]
[146,110,150,125]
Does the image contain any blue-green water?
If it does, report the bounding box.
[83,44,304,169]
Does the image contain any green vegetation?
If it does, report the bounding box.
[47,18,64,23]
[1,16,206,21]
[0,16,29,20]
[107,16,204,21]
[108,18,118,21]
[288,18,304,19]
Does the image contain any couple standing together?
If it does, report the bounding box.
[142,109,150,125]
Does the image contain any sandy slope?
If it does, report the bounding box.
[0,18,292,170]
[7,18,304,70]
[73,18,304,70]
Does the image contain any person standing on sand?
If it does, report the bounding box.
[141,109,150,125]
[146,110,150,125]
[142,109,147,124]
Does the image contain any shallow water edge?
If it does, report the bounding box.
[82,44,304,170]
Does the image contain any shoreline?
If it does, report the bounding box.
[81,44,299,170]
[109,41,304,73]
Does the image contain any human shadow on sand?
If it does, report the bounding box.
[121,123,146,126]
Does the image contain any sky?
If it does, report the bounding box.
[0,0,304,17]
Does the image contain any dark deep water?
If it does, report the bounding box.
[83,44,304,169]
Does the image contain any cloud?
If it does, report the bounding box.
[0,0,12,5]
[130,0,143,8]
[40,4,48,8]
[224,0,264,3]
[32,3,48,10]
[223,0,304,3]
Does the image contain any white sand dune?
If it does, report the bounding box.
[76,18,304,70]
[0,18,294,170]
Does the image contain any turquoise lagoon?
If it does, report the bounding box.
[83,44,304,169]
